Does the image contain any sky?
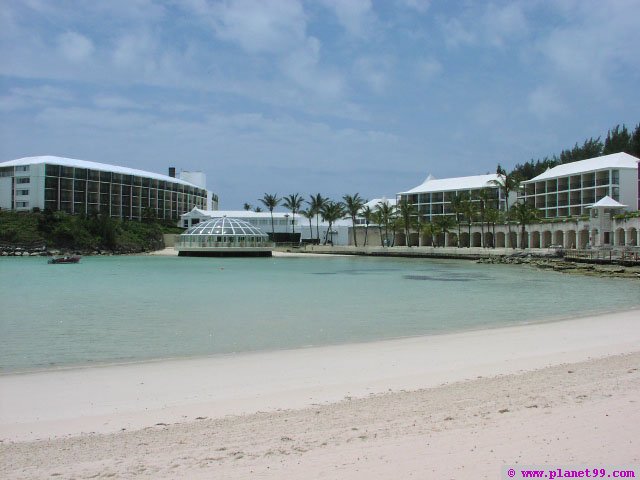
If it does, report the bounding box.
[1,0,639,209]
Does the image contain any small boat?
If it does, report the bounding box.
[48,255,81,264]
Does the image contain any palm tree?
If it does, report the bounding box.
[462,197,477,248]
[299,208,314,240]
[511,202,540,249]
[377,201,396,247]
[485,207,500,248]
[283,193,303,235]
[254,206,263,213]
[422,222,438,247]
[372,209,384,246]
[477,188,492,248]
[308,193,326,243]
[397,199,417,246]
[361,205,374,247]
[489,172,521,248]
[320,201,345,245]
[243,203,252,211]
[450,192,467,247]
[343,193,366,247]
[433,215,455,247]
[259,193,281,236]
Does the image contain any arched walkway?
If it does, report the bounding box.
[578,229,589,249]
[484,232,494,248]
[472,232,482,247]
[496,232,505,248]
[628,228,638,246]
[531,231,540,249]
[542,231,552,248]
[566,230,576,249]
[507,232,517,249]
[553,230,564,246]
[615,228,625,246]
[459,232,470,248]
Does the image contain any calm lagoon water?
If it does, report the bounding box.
[1,255,639,372]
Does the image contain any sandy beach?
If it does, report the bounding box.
[1,309,639,479]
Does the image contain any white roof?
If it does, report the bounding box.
[185,208,302,219]
[0,155,201,189]
[588,195,627,208]
[363,197,397,210]
[523,152,639,183]
[399,173,501,194]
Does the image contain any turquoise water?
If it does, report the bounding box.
[1,255,638,372]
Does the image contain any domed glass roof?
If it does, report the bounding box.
[184,217,268,237]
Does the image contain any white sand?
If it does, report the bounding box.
[1,309,639,479]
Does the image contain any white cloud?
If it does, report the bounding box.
[0,85,74,112]
[536,1,640,90]
[93,95,142,110]
[440,18,476,48]
[206,0,307,54]
[400,0,431,13]
[354,56,393,93]
[320,0,374,38]
[483,3,528,47]
[57,31,94,62]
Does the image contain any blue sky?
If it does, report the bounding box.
[1,0,638,209]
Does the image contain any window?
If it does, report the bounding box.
[17,189,29,195]
[16,201,29,207]
[15,165,30,172]
[17,177,30,184]
[612,170,619,184]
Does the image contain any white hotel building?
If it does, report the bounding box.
[0,156,217,221]
[397,173,514,221]
[519,152,639,218]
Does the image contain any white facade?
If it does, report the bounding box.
[180,208,352,245]
[519,152,639,218]
[398,173,514,220]
[0,156,214,221]
[178,171,218,210]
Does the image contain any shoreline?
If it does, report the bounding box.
[3,303,639,377]
[1,308,639,444]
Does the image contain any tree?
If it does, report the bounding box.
[485,207,501,248]
[319,201,345,245]
[397,199,417,246]
[361,205,374,247]
[283,193,303,235]
[377,201,396,247]
[371,209,384,246]
[603,124,631,155]
[308,193,326,243]
[461,197,477,248]
[630,123,640,157]
[254,206,263,212]
[299,208,314,240]
[259,193,281,236]
[243,203,252,211]
[477,188,493,248]
[489,172,520,248]
[422,222,438,247]
[450,192,467,247]
[433,215,455,247]
[343,193,365,247]
[511,202,540,249]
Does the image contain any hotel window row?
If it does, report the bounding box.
[0,158,213,221]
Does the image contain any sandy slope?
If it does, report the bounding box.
[1,309,639,479]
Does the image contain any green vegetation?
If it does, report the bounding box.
[0,209,168,253]
[510,122,640,181]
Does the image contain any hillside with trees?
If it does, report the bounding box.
[510,123,640,180]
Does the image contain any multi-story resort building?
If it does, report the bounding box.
[0,156,217,221]
[519,152,639,218]
[397,173,513,221]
